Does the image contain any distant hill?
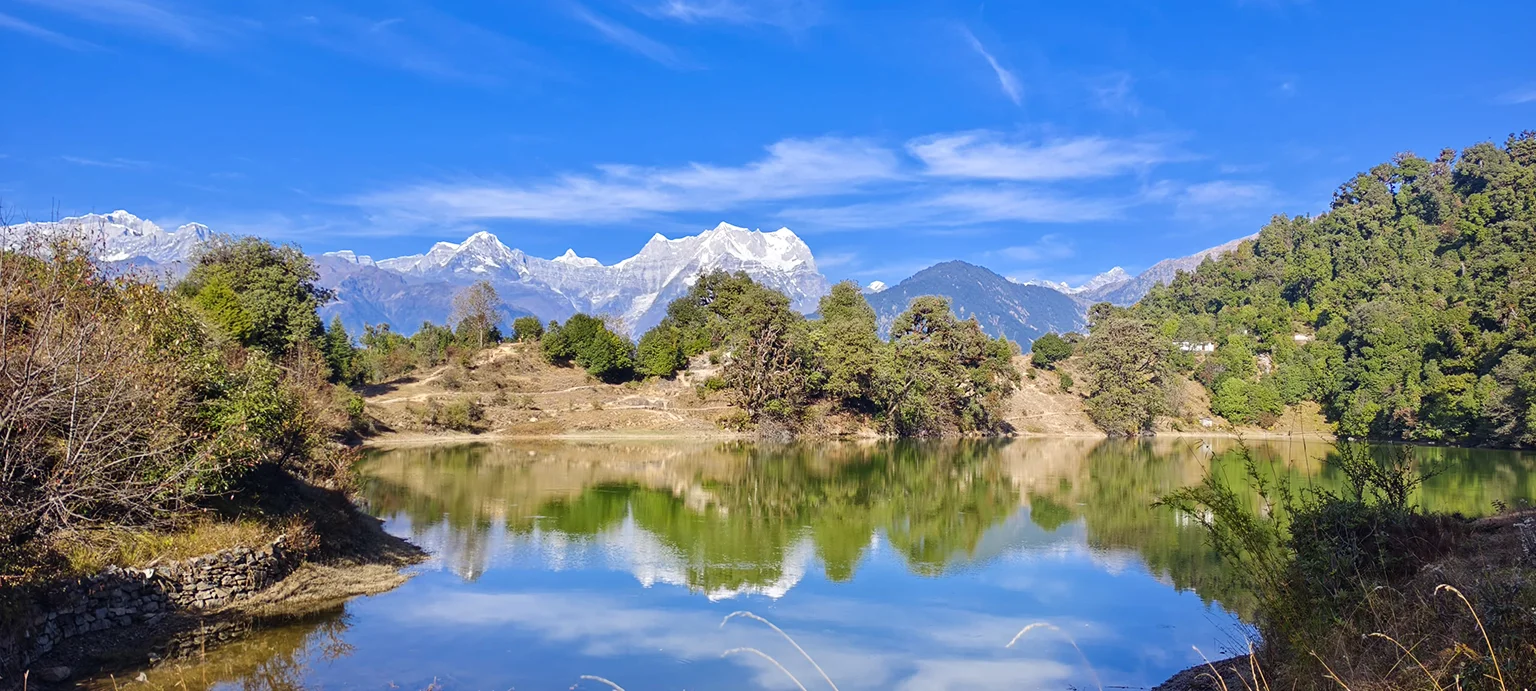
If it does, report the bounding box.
[1078,235,1255,305]
[865,260,1087,349]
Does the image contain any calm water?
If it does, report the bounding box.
[105,439,1536,690]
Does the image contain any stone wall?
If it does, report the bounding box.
[0,536,299,678]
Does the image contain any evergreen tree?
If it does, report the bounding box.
[1081,309,1172,436]
[511,316,544,343]
[323,316,358,384]
[813,281,881,405]
[179,236,332,358]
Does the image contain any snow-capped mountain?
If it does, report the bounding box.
[10,209,1254,341]
[8,210,212,266]
[1021,267,1130,295]
[332,221,827,335]
[8,211,828,336]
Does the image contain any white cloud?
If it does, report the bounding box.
[356,137,902,223]
[0,11,98,50]
[644,0,821,29]
[60,155,150,169]
[1498,84,1536,105]
[573,4,688,68]
[997,234,1074,263]
[1176,180,1279,219]
[18,0,221,47]
[907,131,1176,181]
[961,29,1022,106]
[781,186,1121,231]
[288,8,540,86]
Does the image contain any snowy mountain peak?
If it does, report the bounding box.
[1076,267,1131,293]
[323,249,375,266]
[708,221,749,234]
[1021,267,1133,295]
[11,210,209,265]
[553,248,602,267]
[864,281,888,294]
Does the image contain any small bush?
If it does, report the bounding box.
[1058,371,1074,391]
[703,375,728,392]
[718,410,753,432]
[419,397,485,432]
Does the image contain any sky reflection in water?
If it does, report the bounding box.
[114,438,1536,690]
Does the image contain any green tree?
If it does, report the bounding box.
[1133,133,1536,446]
[323,316,359,384]
[720,285,810,422]
[179,236,332,358]
[541,314,635,382]
[511,315,544,343]
[1030,332,1074,368]
[1081,310,1172,436]
[636,324,688,378]
[813,281,881,405]
[876,296,1019,436]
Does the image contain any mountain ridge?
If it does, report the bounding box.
[10,210,1251,343]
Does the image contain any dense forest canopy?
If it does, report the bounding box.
[1132,133,1536,446]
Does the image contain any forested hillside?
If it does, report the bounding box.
[1134,133,1536,446]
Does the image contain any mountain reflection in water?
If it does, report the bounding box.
[98,439,1536,691]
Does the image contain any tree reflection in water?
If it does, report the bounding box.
[356,438,1536,614]
[86,610,355,691]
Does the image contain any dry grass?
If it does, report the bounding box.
[51,519,282,574]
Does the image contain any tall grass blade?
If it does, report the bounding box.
[1434,584,1506,691]
[1367,632,1442,690]
[578,675,627,691]
[1005,621,1102,691]
[722,611,839,691]
[722,647,810,691]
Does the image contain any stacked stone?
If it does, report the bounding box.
[0,535,298,680]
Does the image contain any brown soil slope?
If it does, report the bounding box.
[359,345,1335,442]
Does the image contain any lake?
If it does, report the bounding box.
[104,438,1536,690]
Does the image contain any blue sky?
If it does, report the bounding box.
[1,0,1533,287]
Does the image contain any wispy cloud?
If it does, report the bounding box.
[355,137,901,223]
[1175,180,1279,220]
[0,11,99,50]
[781,186,1122,231]
[288,8,541,85]
[60,155,150,169]
[18,0,224,47]
[572,4,687,68]
[1090,73,1139,115]
[997,233,1074,263]
[907,131,1178,181]
[1498,84,1536,105]
[642,0,821,30]
[961,28,1022,106]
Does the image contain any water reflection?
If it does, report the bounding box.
[93,439,1536,690]
[361,439,1536,611]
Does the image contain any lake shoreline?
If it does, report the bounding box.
[355,427,1336,449]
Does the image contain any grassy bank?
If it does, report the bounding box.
[1160,444,1536,689]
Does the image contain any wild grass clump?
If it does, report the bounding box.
[52,519,281,574]
[1158,443,1536,689]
